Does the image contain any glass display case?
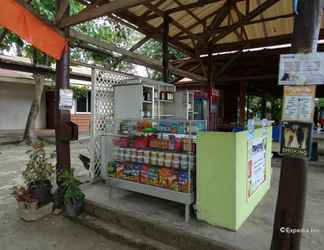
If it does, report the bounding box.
[100,118,207,222]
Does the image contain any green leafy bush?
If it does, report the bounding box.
[22,142,55,186]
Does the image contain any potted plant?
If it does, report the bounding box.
[60,168,85,217]
[22,142,55,206]
[13,142,55,221]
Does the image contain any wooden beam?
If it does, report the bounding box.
[210,0,280,44]
[109,36,150,69]
[163,15,170,82]
[144,2,203,43]
[59,0,152,28]
[0,57,90,81]
[203,1,233,41]
[70,31,206,81]
[55,0,69,24]
[177,13,294,41]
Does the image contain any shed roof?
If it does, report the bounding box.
[76,0,324,55]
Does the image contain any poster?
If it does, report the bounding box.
[278,53,324,85]
[59,89,73,110]
[247,137,267,199]
[280,121,313,158]
[282,86,316,122]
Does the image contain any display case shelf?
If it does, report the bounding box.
[106,177,194,205]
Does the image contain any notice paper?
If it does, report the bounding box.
[282,86,315,122]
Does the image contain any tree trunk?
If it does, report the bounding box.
[23,73,45,145]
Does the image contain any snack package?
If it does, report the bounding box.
[140,164,150,184]
[106,162,116,177]
[148,167,159,186]
[131,163,141,182]
[178,170,192,193]
[159,168,178,190]
[116,163,125,178]
[123,163,132,180]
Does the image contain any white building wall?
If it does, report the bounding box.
[0,81,46,130]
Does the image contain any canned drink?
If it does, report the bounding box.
[143,150,150,164]
[158,152,165,166]
[137,150,144,163]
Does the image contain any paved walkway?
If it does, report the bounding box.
[83,157,324,250]
[0,143,134,250]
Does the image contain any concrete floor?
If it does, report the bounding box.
[83,157,324,250]
[0,143,135,250]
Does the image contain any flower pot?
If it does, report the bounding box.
[18,201,53,221]
[64,200,84,217]
[29,180,53,206]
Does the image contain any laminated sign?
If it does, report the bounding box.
[280,121,313,158]
[247,137,267,199]
[59,89,73,110]
[279,53,324,85]
[282,86,315,122]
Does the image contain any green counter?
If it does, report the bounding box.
[196,127,272,231]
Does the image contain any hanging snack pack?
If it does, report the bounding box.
[178,170,192,193]
[159,168,178,190]
[140,164,150,184]
[148,167,159,186]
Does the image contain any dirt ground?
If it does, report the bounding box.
[0,142,135,250]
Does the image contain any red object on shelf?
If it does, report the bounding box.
[113,138,129,147]
[132,137,148,149]
[0,0,67,60]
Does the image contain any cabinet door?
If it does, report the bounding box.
[114,84,142,120]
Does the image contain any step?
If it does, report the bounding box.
[84,200,238,250]
[73,213,179,250]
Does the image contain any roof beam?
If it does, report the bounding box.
[177,13,294,40]
[55,0,69,24]
[70,30,206,81]
[59,0,152,28]
[0,57,90,81]
[109,36,150,69]
[210,0,280,44]
[144,3,204,44]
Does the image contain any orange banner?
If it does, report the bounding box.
[0,0,67,60]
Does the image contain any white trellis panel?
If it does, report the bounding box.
[90,68,131,181]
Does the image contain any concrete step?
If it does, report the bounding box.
[73,213,179,250]
[83,200,237,250]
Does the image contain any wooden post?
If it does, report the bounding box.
[55,0,71,177]
[271,1,323,249]
[162,15,170,83]
[239,82,246,126]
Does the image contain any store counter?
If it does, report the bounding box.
[196,127,272,231]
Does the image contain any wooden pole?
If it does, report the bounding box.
[271,1,323,249]
[239,82,246,126]
[162,15,170,82]
[55,0,71,177]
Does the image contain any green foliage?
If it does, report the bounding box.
[22,142,55,186]
[60,169,85,205]
[72,85,89,99]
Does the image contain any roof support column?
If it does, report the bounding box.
[55,0,71,179]
[271,1,323,250]
[162,15,170,82]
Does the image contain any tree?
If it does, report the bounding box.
[0,0,132,144]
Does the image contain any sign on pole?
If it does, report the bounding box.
[282,85,316,122]
[280,121,313,158]
[279,53,324,85]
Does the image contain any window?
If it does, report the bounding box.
[76,91,91,113]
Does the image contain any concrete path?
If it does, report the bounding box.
[0,143,135,250]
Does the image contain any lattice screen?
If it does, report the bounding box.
[90,68,131,181]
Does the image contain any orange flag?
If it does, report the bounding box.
[0,0,67,60]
